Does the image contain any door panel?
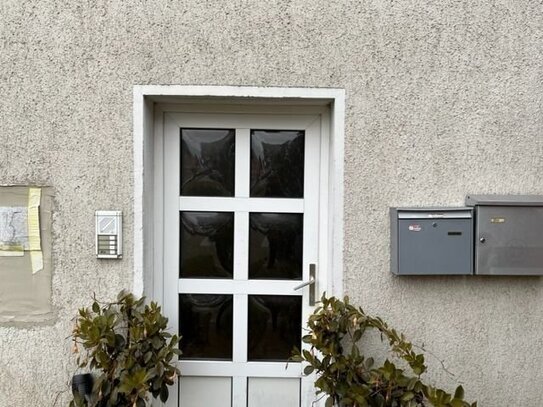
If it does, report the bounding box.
[163,113,322,407]
[247,378,300,407]
[179,376,232,407]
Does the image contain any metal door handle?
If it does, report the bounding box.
[293,264,316,306]
[293,278,315,290]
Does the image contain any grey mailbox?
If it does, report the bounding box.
[466,195,543,276]
[391,208,473,275]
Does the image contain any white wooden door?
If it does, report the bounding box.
[161,111,323,407]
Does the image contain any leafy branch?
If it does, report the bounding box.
[291,295,477,407]
[70,290,181,407]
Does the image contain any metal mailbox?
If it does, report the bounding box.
[391,208,473,275]
[466,195,543,275]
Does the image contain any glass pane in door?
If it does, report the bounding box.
[247,295,302,361]
[250,130,304,198]
[180,212,234,278]
[249,213,303,280]
[179,294,233,360]
[181,128,235,196]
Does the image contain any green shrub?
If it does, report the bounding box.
[71,290,181,407]
[292,295,476,407]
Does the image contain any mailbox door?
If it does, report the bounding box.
[398,217,473,275]
[476,206,543,275]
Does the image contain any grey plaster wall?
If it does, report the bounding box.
[0,0,542,405]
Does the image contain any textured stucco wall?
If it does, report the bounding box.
[0,0,542,405]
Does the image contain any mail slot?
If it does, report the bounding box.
[390,208,473,275]
[466,195,543,275]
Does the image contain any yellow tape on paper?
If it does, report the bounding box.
[0,243,24,256]
[31,251,43,274]
[27,188,43,274]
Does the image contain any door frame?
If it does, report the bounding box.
[132,85,345,405]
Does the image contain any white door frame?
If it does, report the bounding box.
[132,85,345,406]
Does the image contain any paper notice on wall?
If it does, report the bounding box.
[0,186,52,323]
[0,188,43,273]
[0,206,28,256]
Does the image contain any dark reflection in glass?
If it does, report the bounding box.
[248,295,301,361]
[250,130,305,198]
[180,212,234,279]
[179,294,233,360]
[181,128,235,196]
[249,213,303,280]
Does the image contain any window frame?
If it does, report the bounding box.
[133,86,345,306]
